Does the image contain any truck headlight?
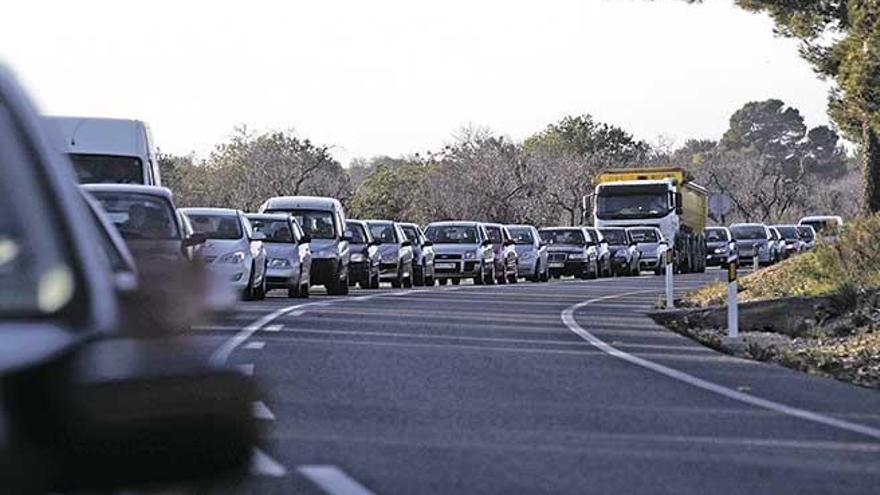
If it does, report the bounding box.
[219,251,246,264]
[269,258,291,268]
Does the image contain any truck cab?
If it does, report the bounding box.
[592,168,707,274]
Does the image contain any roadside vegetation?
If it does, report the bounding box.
[666,216,880,389]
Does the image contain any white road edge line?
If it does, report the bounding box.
[561,290,880,442]
[298,465,376,495]
[251,448,287,477]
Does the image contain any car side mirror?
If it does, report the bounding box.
[183,232,207,247]
[630,240,638,247]
[422,240,433,248]
[539,241,547,248]
[503,240,514,247]
[298,234,311,245]
[251,232,266,241]
[401,240,412,247]
[371,239,382,246]
[586,241,597,247]
[481,239,492,247]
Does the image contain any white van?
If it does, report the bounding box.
[798,215,844,242]
[46,117,161,186]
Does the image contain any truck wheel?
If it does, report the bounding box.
[438,278,448,286]
[452,278,461,285]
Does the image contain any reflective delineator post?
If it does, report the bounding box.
[752,245,759,271]
[665,247,674,309]
[727,242,739,338]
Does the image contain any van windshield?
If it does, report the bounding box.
[70,154,143,184]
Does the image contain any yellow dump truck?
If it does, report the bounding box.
[592,167,708,274]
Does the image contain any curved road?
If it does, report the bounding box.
[198,271,880,494]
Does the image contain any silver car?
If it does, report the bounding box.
[797,225,817,250]
[628,227,667,275]
[506,224,549,282]
[483,223,519,284]
[398,222,436,286]
[424,221,495,285]
[365,220,415,288]
[247,213,312,298]
[182,208,268,300]
[730,223,773,266]
[773,224,804,259]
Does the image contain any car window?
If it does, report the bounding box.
[424,225,478,244]
[69,153,144,185]
[400,225,420,243]
[508,227,534,245]
[187,213,244,240]
[731,225,768,240]
[539,229,586,245]
[267,209,336,239]
[485,226,503,243]
[91,192,180,240]
[599,229,627,245]
[629,229,659,243]
[369,223,397,243]
[705,228,728,242]
[251,218,294,243]
[797,226,815,240]
[346,222,368,243]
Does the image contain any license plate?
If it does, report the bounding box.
[435,262,457,269]
[549,262,564,268]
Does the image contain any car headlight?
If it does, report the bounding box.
[714,248,725,254]
[219,251,246,264]
[269,258,291,268]
[520,251,534,259]
[568,252,586,260]
[350,253,365,262]
[463,251,476,260]
[614,251,628,259]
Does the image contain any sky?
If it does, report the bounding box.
[3,0,832,165]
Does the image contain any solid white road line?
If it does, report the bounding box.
[298,465,376,495]
[251,448,287,477]
[252,400,276,421]
[561,290,880,442]
[244,341,266,350]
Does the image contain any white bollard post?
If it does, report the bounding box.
[727,245,738,338]
[752,245,759,271]
[665,247,674,309]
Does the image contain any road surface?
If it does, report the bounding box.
[195,271,880,494]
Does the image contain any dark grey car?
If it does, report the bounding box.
[398,222,436,286]
[346,219,381,289]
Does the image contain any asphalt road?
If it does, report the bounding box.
[195,270,880,495]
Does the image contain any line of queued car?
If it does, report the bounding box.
[703,216,841,268]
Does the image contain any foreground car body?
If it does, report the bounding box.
[483,223,519,284]
[182,207,268,300]
[260,196,350,295]
[247,213,311,297]
[424,221,495,285]
[584,227,613,277]
[506,224,549,282]
[539,227,598,279]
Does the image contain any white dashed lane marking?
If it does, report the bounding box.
[244,341,266,350]
[298,465,377,495]
[252,400,276,421]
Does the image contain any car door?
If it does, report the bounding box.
[395,224,414,268]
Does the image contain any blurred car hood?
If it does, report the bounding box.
[432,243,479,256]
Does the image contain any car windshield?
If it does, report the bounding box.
[705,228,728,242]
[187,214,243,240]
[731,225,767,240]
[250,218,293,243]
[425,225,479,244]
[70,154,144,184]
[802,220,837,235]
[267,209,336,239]
[508,227,534,244]
[629,229,660,243]
[485,226,503,243]
[797,226,816,240]
[91,192,179,240]
[368,223,397,243]
[540,230,586,245]
[400,226,420,243]
[600,229,627,245]
[346,222,368,243]
[775,226,799,240]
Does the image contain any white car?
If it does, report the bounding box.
[181,207,268,300]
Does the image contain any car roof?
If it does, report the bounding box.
[396,222,419,228]
[81,183,174,200]
[180,207,241,216]
[245,213,290,221]
[363,219,395,225]
[426,221,480,227]
[705,226,729,231]
[730,223,766,228]
[800,215,843,222]
[263,195,341,210]
[599,226,626,231]
[505,224,534,229]
[773,224,798,228]
[539,226,584,231]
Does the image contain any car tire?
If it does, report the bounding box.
[242,263,257,301]
[474,264,485,285]
[632,262,640,277]
[486,266,496,285]
[369,271,380,289]
[327,267,349,295]
[391,264,403,288]
[496,266,507,285]
[403,263,414,288]
[451,278,461,285]
[413,265,425,286]
[288,271,301,298]
[588,260,599,280]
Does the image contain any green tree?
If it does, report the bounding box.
[347,157,429,221]
[731,0,880,212]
